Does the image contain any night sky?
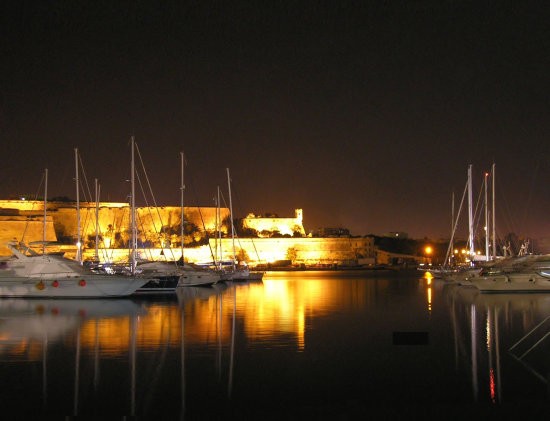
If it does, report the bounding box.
[2,1,549,240]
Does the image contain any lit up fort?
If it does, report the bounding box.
[0,200,379,267]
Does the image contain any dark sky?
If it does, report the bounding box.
[1,1,549,240]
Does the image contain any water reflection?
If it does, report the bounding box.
[444,284,550,405]
[1,273,549,417]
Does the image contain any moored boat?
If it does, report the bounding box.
[470,254,550,293]
[0,242,150,298]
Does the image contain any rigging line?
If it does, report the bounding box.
[472,173,485,242]
[227,181,248,254]
[225,177,264,263]
[133,172,173,262]
[134,142,177,261]
[20,172,46,244]
[186,169,217,264]
[77,153,94,203]
[443,180,468,267]
[76,152,101,247]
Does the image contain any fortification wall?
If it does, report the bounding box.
[0,216,57,254]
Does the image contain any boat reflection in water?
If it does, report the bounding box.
[445,283,550,407]
[2,271,550,417]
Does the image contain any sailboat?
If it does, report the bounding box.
[0,168,150,298]
[219,168,263,282]
[134,148,219,290]
[442,164,498,284]
[175,151,220,287]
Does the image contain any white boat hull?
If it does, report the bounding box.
[0,274,148,298]
[472,272,550,293]
[178,271,220,287]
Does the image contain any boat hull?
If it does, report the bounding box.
[178,271,219,287]
[0,274,148,298]
[472,272,550,293]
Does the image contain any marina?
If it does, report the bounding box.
[0,270,549,418]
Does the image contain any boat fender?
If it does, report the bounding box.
[79,279,86,287]
[36,281,45,290]
[52,280,59,288]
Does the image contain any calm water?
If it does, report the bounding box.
[1,271,549,419]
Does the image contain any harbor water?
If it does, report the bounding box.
[1,270,549,418]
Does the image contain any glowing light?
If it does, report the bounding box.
[486,313,492,350]
[489,368,496,403]
[425,246,432,255]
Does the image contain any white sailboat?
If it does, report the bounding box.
[219,168,251,282]
[442,164,499,284]
[176,151,220,287]
[136,150,219,289]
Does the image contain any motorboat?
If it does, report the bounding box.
[0,242,150,298]
[469,254,550,292]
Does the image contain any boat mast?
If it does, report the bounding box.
[95,178,100,262]
[450,191,454,267]
[180,151,185,265]
[226,168,236,272]
[75,148,82,264]
[130,136,137,274]
[43,168,48,255]
[218,186,222,265]
[484,171,489,261]
[216,185,222,267]
[443,179,468,268]
[492,163,496,260]
[467,164,475,262]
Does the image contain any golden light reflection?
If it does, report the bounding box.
[486,315,491,350]
[489,368,496,403]
[1,277,375,358]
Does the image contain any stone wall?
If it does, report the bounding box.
[74,236,375,267]
[0,215,57,254]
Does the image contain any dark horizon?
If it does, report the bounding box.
[2,2,549,240]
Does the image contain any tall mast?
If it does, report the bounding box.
[130,136,137,274]
[217,186,222,266]
[467,164,475,262]
[43,168,48,255]
[180,151,185,265]
[492,163,496,260]
[484,171,489,261]
[226,168,236,271]
[95,178,100,262]
[450,191,454,267]
[75,148,82,264]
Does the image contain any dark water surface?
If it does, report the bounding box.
[1,270,549,419]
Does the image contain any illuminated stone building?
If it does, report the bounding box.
[242,209,305,237]
[0,201,375,267]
